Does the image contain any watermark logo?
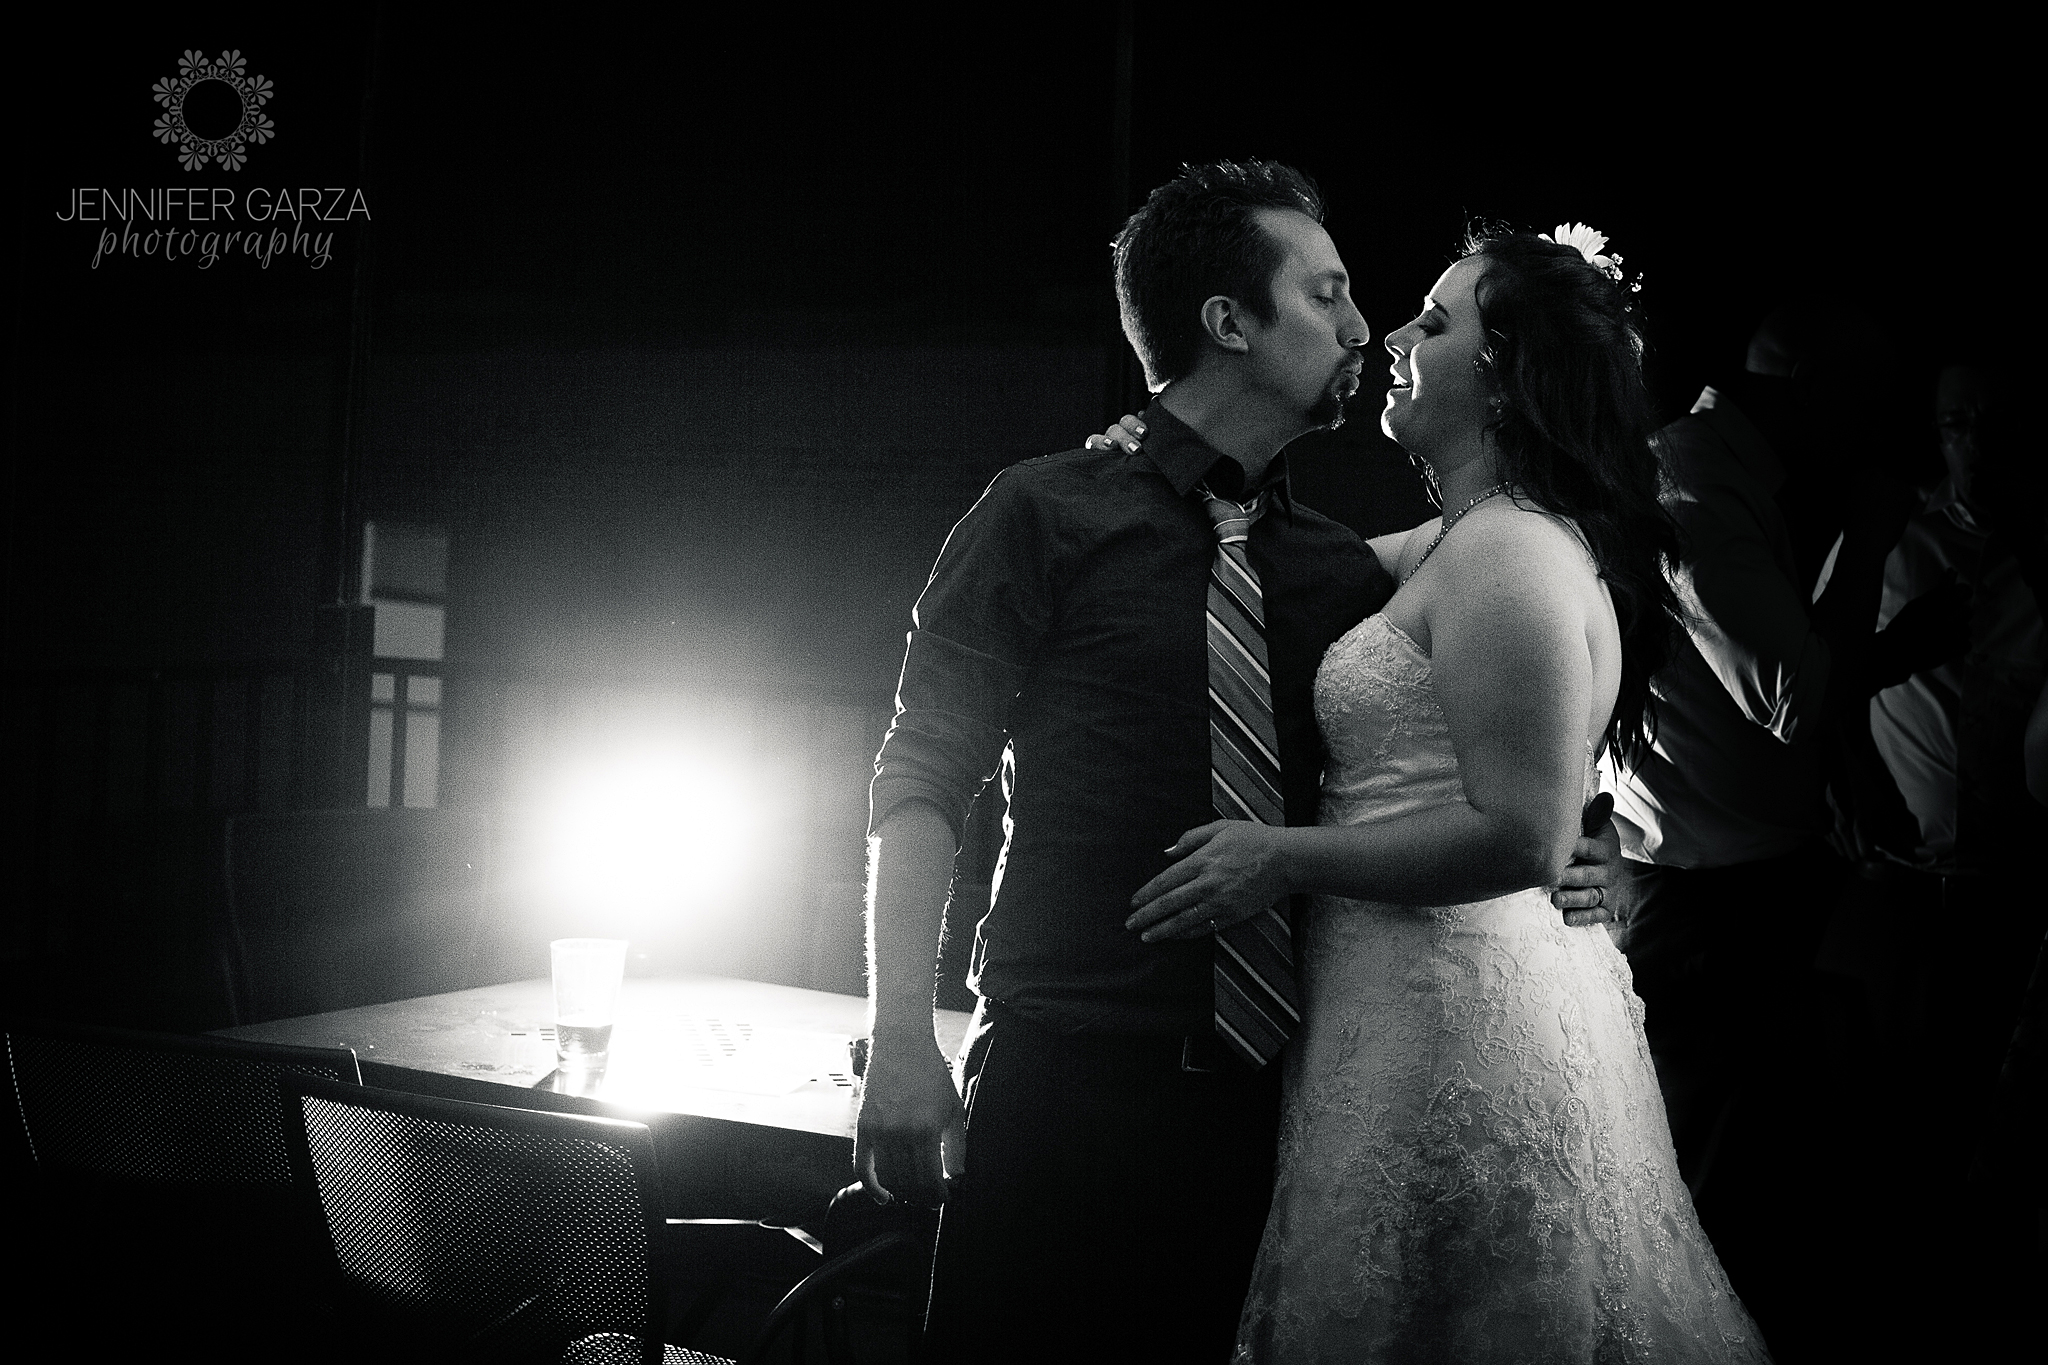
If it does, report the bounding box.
[152,49,275,171]
[57,48,364,268]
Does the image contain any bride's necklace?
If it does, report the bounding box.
[1401,483,1510,585]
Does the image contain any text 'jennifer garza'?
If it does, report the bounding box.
[57,186,371,269]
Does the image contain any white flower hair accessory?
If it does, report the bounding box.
[1540,222,1641,292]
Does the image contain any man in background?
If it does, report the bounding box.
[1870,362,2046,1081]
[1603,311,1970,1352]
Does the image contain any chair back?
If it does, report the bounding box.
[4,1023,364,1359]
[4,1021,360,1184]
[282,1074,670,1365]
[223,808,492,1023]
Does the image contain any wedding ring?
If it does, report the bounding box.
[1591,887,1604,908]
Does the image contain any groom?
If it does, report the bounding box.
[856,160,1619,1362]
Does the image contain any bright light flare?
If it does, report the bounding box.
[535,745,762,925]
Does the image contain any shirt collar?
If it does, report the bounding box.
[1138,400,1296,520]
[1922,476,1985,534]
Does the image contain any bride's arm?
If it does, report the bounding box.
[1129,515,1595,932]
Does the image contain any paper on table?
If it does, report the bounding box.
[610,1015,855,1097]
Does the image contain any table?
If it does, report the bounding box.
[218,974,973,1224]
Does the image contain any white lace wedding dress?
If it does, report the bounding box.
[1235,614,1771,1364]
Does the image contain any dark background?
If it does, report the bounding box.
[8,10,2022,1014]
[18,13,2018,662]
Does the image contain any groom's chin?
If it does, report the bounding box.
[1310,394,1350,431]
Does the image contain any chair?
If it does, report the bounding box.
[222,808,493,1023]
[803,1184,939,1364]
[5,1021,363,1182]
[282,1075,914,1365]
[3,1022,363,1352]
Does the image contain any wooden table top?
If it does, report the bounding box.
[217,974,974,1221]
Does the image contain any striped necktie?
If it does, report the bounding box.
[1199,485,1301,1068]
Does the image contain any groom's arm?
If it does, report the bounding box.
[857,631,1017,1208]
[858,800,968,1207]
[855,469,1043,1207]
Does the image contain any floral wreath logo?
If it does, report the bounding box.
[152,50,275,171]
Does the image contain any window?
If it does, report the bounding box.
[363,522,448,808]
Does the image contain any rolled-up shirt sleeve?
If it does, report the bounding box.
[868,467,1048,842]
[1666,468,1831,745]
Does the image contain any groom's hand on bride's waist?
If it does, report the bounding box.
[1553,793,1623,928]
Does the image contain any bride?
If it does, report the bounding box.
[1122,225,1772,1362]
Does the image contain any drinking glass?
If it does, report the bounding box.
[550,938,628,1068]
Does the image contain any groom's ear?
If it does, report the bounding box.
[1199,295,1253,355]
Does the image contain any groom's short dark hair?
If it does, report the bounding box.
[1112,160,1326,390]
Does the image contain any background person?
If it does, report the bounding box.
[1599,309,1971,1353]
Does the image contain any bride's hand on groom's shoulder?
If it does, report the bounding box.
[1083,414,1147,455]
[1125,820,1288,943]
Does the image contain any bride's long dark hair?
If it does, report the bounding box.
[1460,225,1681,770]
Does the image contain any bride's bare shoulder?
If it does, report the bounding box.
[1440,498,1596,582]
[1415,501,1607,646]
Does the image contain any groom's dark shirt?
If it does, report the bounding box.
[870,404,1395,1036]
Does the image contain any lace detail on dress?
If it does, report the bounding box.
[1235,615,1771,1364]
[1315,616,1464,831]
